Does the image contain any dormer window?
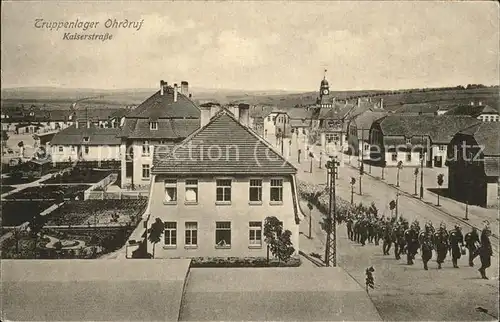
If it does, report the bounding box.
[83,136,90,143]
[150,121,158,130]
[406,138,411,145]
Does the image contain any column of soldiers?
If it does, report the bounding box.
[345,213,493,279]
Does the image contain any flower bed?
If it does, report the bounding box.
[189,256,301,267]
[1,185,16,194]
[4,185,90,200]
[1,201,55,226]
[41,169,114,184]
[45,199,147,226]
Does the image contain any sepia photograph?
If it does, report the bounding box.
[1,1,499,321]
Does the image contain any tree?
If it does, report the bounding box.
[396,161,403,187]
[27,213,45,258]
[436,174,444,206]
[147,218,164,258]
[264,216,295,264]
[1,130,9,147]
[389,200,396,217]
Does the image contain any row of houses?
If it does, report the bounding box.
[1,107,128,133]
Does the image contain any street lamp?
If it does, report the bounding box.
[395,192,399,219]
[419,135,425,199]
[396,161,403,187]
[350,177,356,204]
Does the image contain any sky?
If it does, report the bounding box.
[1,1,499,91]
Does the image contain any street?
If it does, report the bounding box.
[299,200,499,321]
[276,137,499,320]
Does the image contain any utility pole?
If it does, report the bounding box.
[325,157,339,267]
[420,135,425,199]
[319,152,322,169]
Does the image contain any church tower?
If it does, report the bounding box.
[320,69,330,98]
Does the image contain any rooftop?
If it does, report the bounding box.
[458,122,500,156]
[153,110,296,174]
[445,104,499,117]
[395,103,440,115]
[50,125,121,145]
[376,115,481,143]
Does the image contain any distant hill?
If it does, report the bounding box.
[1,85,498,111]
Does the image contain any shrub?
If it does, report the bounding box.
[53,241,62,250]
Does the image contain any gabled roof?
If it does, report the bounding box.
[446,104,499,117]
[457,122,500,156]
[50,125,121,145]
[125,87,200,119]
[318,102,357,120]
[395,103,439,115]
[118,118,199,140]
[153,111,296,174]
[351,110,388,130]
[286,108,314,119]
[375,115,481,144]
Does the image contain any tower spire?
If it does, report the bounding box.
[324,68,327,80]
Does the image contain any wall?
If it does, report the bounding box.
[51,144,120,162]
[486,180,499,208]
[146,174,300,259]
[131,140,154,187]
[383,151,422,167]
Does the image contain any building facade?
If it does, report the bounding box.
[143,107,302,259]
[118,80,200,189]
[447,122,500,208]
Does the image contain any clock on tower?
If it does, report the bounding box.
[322,88,329,96]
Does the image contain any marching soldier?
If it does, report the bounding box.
[393,222,406,260]
[346,215,354,241]
[382,219,393,255]
[464,227,480,267]
[404,220,420,265]
[419,222,434,270]
[448,224,464,268]
[360,217,368,246]
[478,224,493,279]
[434,222,449,269]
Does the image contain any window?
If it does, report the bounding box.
[185,222,198,246]
[164,222,177,247]
[267,116,271,121]
[391,153,397,161]
[164,179,177,203]
[249,179,262,203]
[249,221,262,247]
[364,144,369,151]
[406,138,411,145]
[216,179,232,202]
[142,164,150,179]
[83,136,90,142]
[84,146,89,154]
[270,178,283,202]
[301,118,305,123]
[185,179,198,203]
[71,146,75,152]
[406,152,412,162]
[142,141,150,155]
[150,121,158,130]
[439,145,446,151]
[215,222,231,247]
[58,146,63,152]
[302,129,306,135]
[159,140,167,145]
[272,116,276,122]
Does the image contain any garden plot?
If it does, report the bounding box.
[46,199,147,226]
[1,201,55,226]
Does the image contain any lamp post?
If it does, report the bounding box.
[396,161,403,187]
[420,136,425,199]
[395,192,399,219]
[319,151,323,169]
[350,177,356,204]
[414,168,419,195]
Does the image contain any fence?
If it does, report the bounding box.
[85,190,149,200]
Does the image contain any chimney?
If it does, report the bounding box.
[380,98,384,109]
[357,98,361,108]
[238,103,250,127]
[210,104,220,118]
[200,104,211,128]
[470,101,474,106]
[232,105,240,120]
[160,80,165,96]
[174,83,178,102]
[180,81,189,96]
